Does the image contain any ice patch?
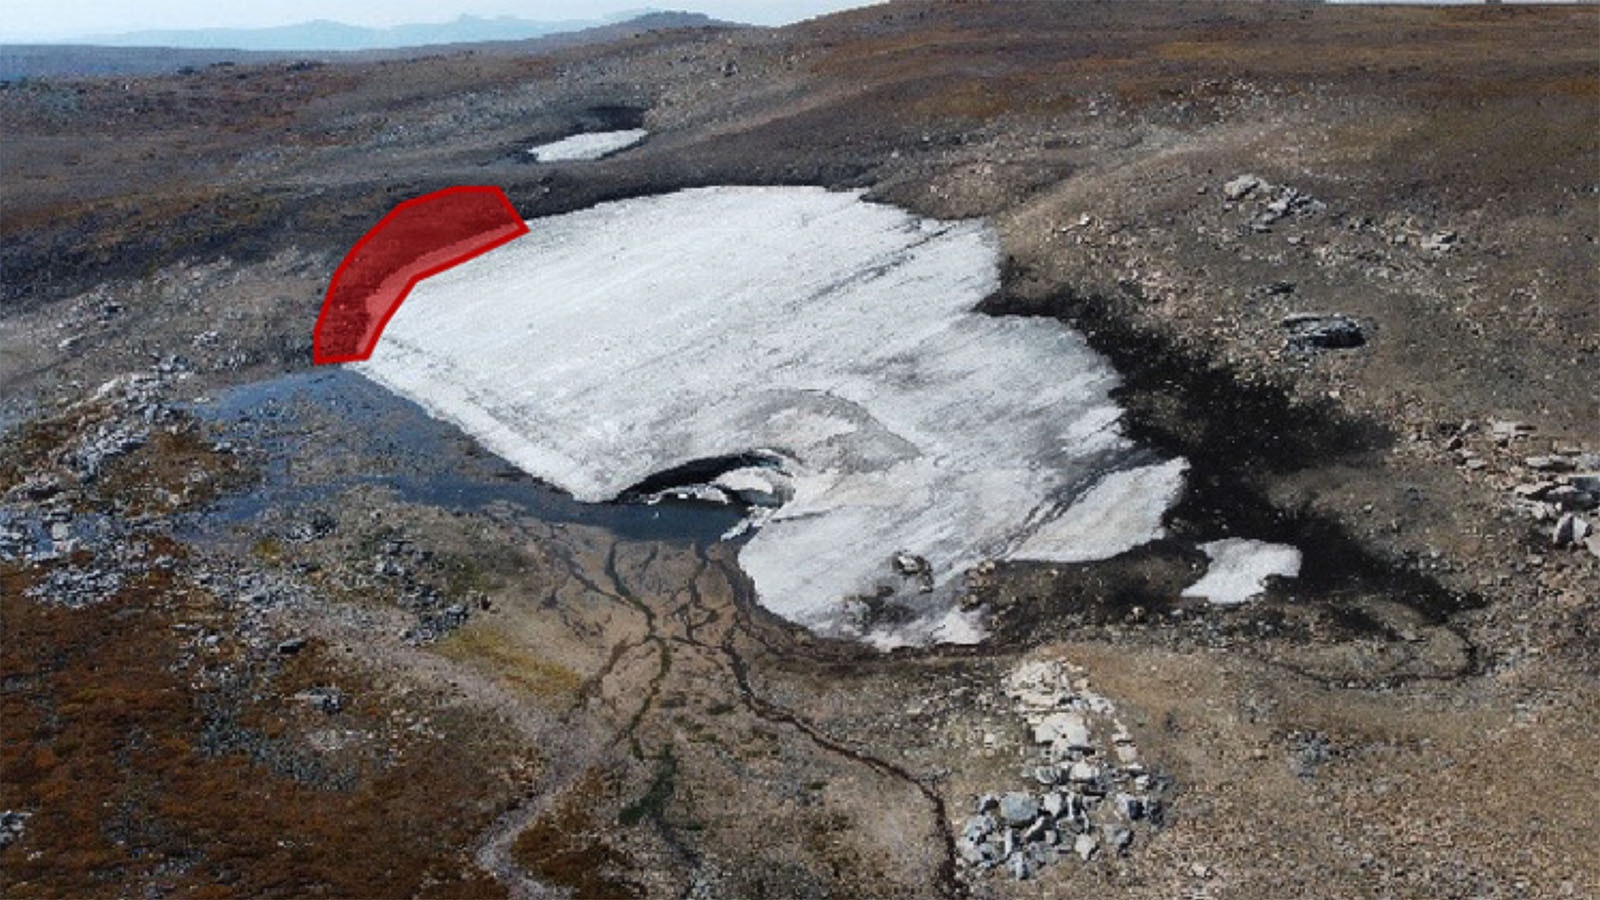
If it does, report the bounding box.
[527,129,647,161]
[357,186,1188,646]
[1181,538,1303,605]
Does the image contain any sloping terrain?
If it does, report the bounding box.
[2,3,1597,897]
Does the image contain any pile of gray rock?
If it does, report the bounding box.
[1492,426,1600,558]
[959,659,1165,880]
[1222,173,1327,233]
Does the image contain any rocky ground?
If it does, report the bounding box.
[2,2,1597,897]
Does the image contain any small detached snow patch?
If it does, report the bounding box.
[527,129,647,161]
[1181,538,1302,605]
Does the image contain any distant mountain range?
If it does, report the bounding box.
[0,12,730,80]
[81,12,650,52]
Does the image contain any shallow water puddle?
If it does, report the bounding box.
[187,369,742,545]
[357,187,1209,645]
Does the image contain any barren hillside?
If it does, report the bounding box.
[3,3,1597,897]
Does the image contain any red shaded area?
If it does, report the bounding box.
[313,186,528,364]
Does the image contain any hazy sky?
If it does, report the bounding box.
[0,1,880,41]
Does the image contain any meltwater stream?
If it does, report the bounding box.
[353,187,1220,648]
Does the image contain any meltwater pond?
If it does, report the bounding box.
[187,369,744,546]
[357,186,1194,647]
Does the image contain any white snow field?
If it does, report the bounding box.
[358,186,1190,646]
[526,129,648,161]
[1181,538,1303,606]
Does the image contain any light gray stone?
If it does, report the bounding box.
[1034,711,1091,748]
[1042,790,1067,818]
[999,792,1040,826]
[1526,455,1576,472]
[1224,175,1263,201]
[1420,231,1458,253]
[961,814,995,844]
[1569,474,1600,494]
[1010,853,1032,880]
[1554,512,1579,547]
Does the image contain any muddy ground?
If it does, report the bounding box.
[2,3,1598,898]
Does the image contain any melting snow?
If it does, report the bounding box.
[527,129,647,161]
[1181,538,1302,605]
[357,186,1188,646]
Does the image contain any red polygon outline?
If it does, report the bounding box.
[312,185,529,365]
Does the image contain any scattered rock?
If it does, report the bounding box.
[1074,832,1098,862]
[1116,792,1145,821]
[1553,513,1594,548]
[277,637,307,655]
[1526,455,1575,472]
[1034,711,1092,749]
[1289,730,1334,778]
[1243,184,1326,231]
[1009,853,1032,880]
[1546,485,1597,512]
[1515,482,1557,500]
[892,551,929,577]
[1570,473,1600,494]
[1223,174,1262,202]
[287,510,337,543]
[999,792,1040,826]
[295,687,345,714]
[1067,760,1101,784]
[1042,791,1066,818]
[1282,313,1365,351]
[0,810,31,850]
[1490,420,1535,443]
[1420,230,1458,253]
